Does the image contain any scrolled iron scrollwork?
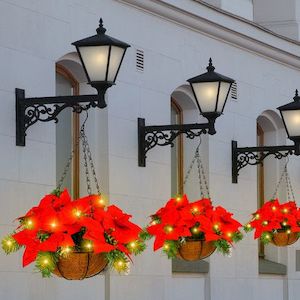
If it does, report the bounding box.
[144,127,208,155]
[237,149,294,173]
[23,101,97,133]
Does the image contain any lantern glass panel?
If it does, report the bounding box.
[191,82,219,113]
[107,46,125,82]
[78,46,109,82]
[217,82,231,113]
[282,110,300,137]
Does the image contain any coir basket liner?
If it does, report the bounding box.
[271,232,298,247]
[53,252,107,280]
[177,239,216,261]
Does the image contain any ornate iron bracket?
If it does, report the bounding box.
[16,88,106,146]
[138,118,214,167]
[232,140,300,183]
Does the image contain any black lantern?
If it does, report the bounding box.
[278,90,300,149]
[187,58,234,133]
[73,19,130,108]
[138,58,235,166]
[16,18,130,146]
[232,90,300,183]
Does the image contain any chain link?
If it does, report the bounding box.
[182,138,210,198]
[272,158,295,202]
[81,128,101,195]
[81,126,92,195]
[56,111,102,195]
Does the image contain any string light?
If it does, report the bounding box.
[6,240,12,246]
[74,209,82,218]
[84,241,93,251]
[192,227,199,234]
[262,221,268,226]
[113,259,127,272]
[175,196,182,203]
[151,220,158,225]
[43,259,49,266]
[213,224,219,230]
[265,234,271,240]
[283,208,288,214]
[282,221,288,226]
[61,246,72,255]
[255,214,260,220]
[192,207,199,213]
[50,222,57,229]
[164,226,174,233]
[129,242,136,249]
[287,229,291,234]
[246,223,252,229]
[163,244,169,250]
[227,232,232,238]
[25,219,34,229]
[272,206,277,211]
[98,197,105,206]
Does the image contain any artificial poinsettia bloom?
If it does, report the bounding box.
[154,195,189,217]
[104,205,142,244]
[147,195,243,255]
[246,199,300,240]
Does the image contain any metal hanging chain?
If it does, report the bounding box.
[80,126,101,195]
[57,110,102,195]
[182,137,210,198]
[81,127,92,195]
[196,151,210,199]
[57,126,82,191]
[272,158,295,202]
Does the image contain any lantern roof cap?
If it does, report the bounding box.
[72,18,130,48]
[187,58,235,84]
[277,90,300,111]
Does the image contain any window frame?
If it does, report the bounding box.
[171,98,184,195]
[56,64,80,198]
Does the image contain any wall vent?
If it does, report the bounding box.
[231,82,237,100]
[136,49,144,72]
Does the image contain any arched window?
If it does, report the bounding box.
[257,111,287,273]
[171,85,210,275]
[171,98,183,195]
[56,64,80,198]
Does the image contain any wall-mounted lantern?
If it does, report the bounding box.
[232,90,300,183]
[16,18,130,146]
[138,58,234,167]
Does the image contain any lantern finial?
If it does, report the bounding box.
[96,18,107,34]
[294,89,300,102]
[206,58,215,72]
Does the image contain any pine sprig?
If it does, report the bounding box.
[214,240,231,255]
[260,231,273,244]
[1,234,21,254]
[232,231,243,243]
[243,224,253,233]
[35,252,58,278]
[127,240,146,255]
[139,229,152,241]
[106,250,129,274]
[163,240,179,259]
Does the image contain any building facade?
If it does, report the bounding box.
[1,0,300,299]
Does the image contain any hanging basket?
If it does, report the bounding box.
[271,231,299,247]
[53,252,107,280]
[177,239,216,261]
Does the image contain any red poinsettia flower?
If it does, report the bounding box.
[5,189,145,272]
[246,199,300,240]
[147,195,242,251]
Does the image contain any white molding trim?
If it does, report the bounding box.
[116,0,300,69]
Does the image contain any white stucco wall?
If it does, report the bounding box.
[1,1,300,300]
